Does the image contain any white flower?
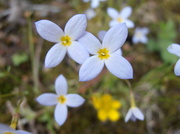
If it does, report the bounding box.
[125,107,144,122]
[35,14,89,68]
[132,27,149,44]
[36,75,85,126]
[83,0,106,8]
[78,23,133,81]
[107,6,134,28]
[167,43,180,76]
[0,123,31,134]
[85,8,96,20]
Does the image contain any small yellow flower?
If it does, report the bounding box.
[92,94,121,122]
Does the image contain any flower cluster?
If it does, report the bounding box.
[92,94,121,122]
[35,14,134,125]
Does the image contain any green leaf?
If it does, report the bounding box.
[147,39,159,51]
[12,53,29,66]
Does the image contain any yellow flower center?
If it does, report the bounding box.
[58,95,66,104]
[3,132,15,134]
[136,32,143,38]
[117,17,123,22]
[60,35,72,46]
[98,48,110,60]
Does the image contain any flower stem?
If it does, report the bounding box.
[124,80,136,107]
[26,11,39,93]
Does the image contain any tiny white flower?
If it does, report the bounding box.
[78,23,133,81]
[107,6,134,28]
[167,43,180,76]
[36,75,85,126]
[125,107,144,122]
[0,123,31,134]
[35,14,89,68]
[85,8,96,20]
[83,0,106,8]
[132,27,149,44]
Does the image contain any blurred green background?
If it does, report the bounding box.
[0,0,180,133]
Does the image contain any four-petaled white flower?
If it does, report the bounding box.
[83,0,106,9]
[125,107,144,122]
[107,6,134,28]
[167,43,180,76]
[35,14,89,68]
[132,27,149,44]
[36,75,85,126]
[0,123,31,134]
[85,8,96,20]
[78,23,133,81]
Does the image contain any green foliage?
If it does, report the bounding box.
[12,53,29,66]
[147,20,178,63]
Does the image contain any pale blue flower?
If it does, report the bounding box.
[35,14,89,68]
[125,107,144,122]
[132,27,149,44]
[85,8,96,20]
[107,6,134,28]
[78,23,133,81]
[36,75,85,126]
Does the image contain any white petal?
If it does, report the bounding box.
[45,43,66,68]
[120,6,132,19]
[54,104,68,126]
[55,75,68,95]
[66,94,85,107]
[98,30,106,42]
[125,19,134,28]
[140,36,148,44]
[67,41,90,64]
[102,23,128,52]
[114,48,122,55]
[107,7,119,19]
[130,114,137,122]
[109,20,119,27]
[65,14,87,40]
[35,20,64,42]
[125,109,133,122]
[105,53,133,79]
[141,27,149,34]
[167,43,180,57]
[85,8,96,20]
[174,59,180,76]
[16,130,32,134]
[78,32,101,54]
[0,123,14,131]
[36,93,57,106]
[132,107,144,121]
[91,0,99,8]
[79,56,104,81]
[132,36,139,44]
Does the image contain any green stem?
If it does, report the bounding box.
[124,79,136,107]
[27,12,39,93]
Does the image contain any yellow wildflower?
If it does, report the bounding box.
[92,94,121,122]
